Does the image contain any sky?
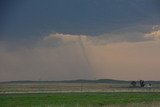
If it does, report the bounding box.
[0,0,160,81]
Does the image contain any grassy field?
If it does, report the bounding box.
[1,83,160,93]
[1,82,160,107]
[1,92,160,107]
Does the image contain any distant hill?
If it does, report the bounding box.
[1,79,160,84]
[60,79,129,84]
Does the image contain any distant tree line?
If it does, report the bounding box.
[130,80,152,88]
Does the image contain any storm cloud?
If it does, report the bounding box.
[1,26,160,81]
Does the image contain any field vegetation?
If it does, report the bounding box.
[1,92,160,107]
[1,81,160,107]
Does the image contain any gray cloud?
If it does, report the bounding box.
[0,25,160,81]
[0,38,93,81]
[41,25,160,46]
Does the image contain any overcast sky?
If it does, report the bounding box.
[0,0,160,81]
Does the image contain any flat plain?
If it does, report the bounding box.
[1,82,160,107]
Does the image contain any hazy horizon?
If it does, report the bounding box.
[1,0,160,81]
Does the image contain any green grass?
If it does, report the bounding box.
[0,92,160,107]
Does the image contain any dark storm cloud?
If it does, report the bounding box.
[1,0,160,81]
[0,0,160,41]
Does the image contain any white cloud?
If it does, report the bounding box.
[41,25,160,47]
[40,33,90,47]
[41,31,147,47]
[144,29,160,41]
[43,33,87,42]
[152,25,160,30]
